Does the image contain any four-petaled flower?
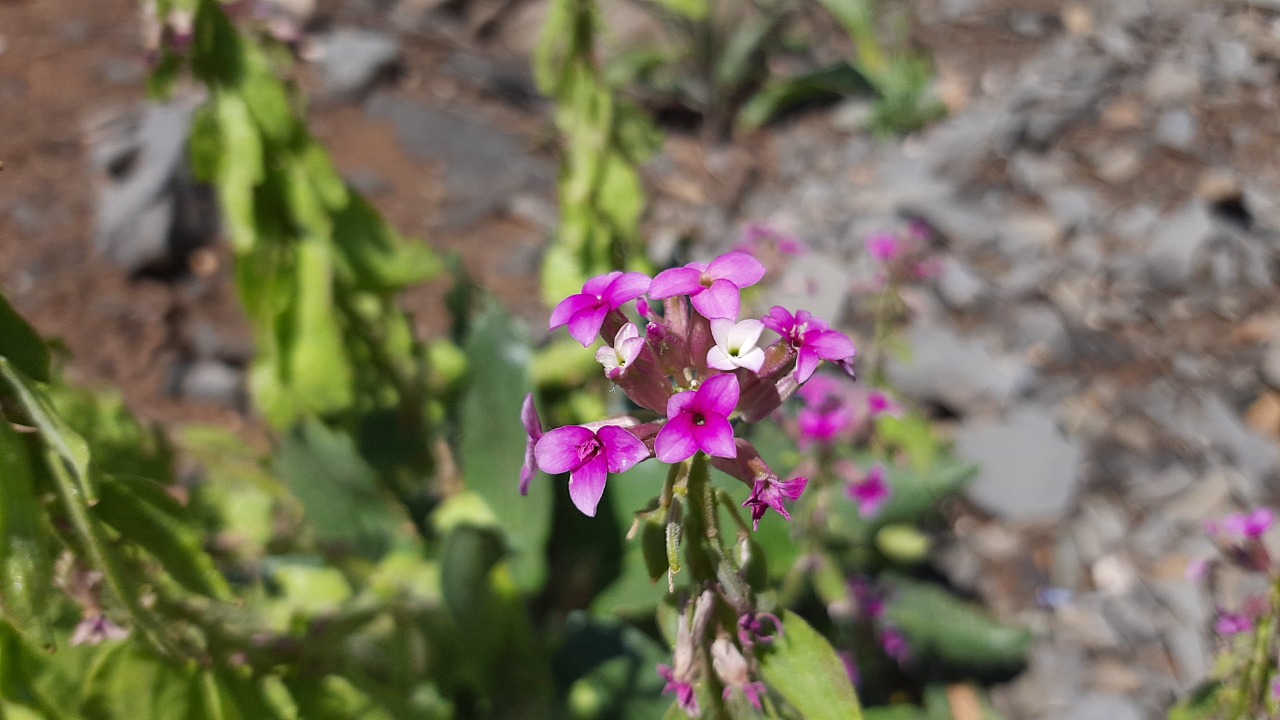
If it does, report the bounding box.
[549,271,652,347]
[846,464,891,519]
[649,251,766,319]
[1217,508,1274,540]
[519,393,543,496]
[743,474,808,530]
[534,424,650,516]
[707,318,766,372]
[762,306,857,383]
[1215,610,1253,636]
[655,374,741,463]
[595,323,645,378]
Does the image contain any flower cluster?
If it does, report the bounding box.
[862,221,941,288]
[1192,508,1275,635]
[522,251,857,521]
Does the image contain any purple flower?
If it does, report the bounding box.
[534,424,650,516]
[711,638,767,711]
[655,374,740,463]
[660,609,704,718]
[648,252,766,320]
[840,651,861,687]
[762,307,856,383]
[866,232,902,262]
[881,627,910,664]
[70,613,129,646]
[1221,508,1274,540]
[846,465,891,518]
[549,271,651,347]
[866,390,899,418]
[519,394,543,496]
[595,323,646,378]
[1215,611,1254,636]
[658,665,700,717]
[797,405,854,447]
[707,318,766,373]
[743,474,808,530]
[737,611,783,649]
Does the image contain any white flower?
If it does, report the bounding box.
[595,323,645,377]
[707,318,766,372]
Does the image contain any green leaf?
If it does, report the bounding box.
[0,291,50,382]
[883,576,1032,675]
[81,643,196,720]
[650,0,707,20]
[440,525,506,630]
[213,92,264,252]
[0,409,55,649]
[273,420,399,558]
[265,560,353,617]
[758,611,864,719]
[459,302,549,591]
[874,524,931,565]
[0,357,94,503]
[330,195,440,292]
[284,675,393,720]
[737,62,875,131]
[94,474,231,600]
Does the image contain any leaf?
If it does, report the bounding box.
[650,0,707,20]
[94,474,231,600]
[758,611,864,719]
[737,62,875,131]
[440,525,506,630]
[882,576,1032,676]
[273,420,399,558]
[81,643,196,720]
[0,409,55,649]
[213,92,264,252]
[562,620,670,720]
[459,302,549,591]
[0,357,94,503]
[330,194,440,292]
[284,675,393,720]
[0,291,50,382]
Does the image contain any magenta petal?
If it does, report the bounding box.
[599,425,650,473]
[549,293,599,330]
[795,347,821,384]
[521,393,543,437]
[761,306,794,335]
[655,415,698,463]
[568,455,608,516]
[603,272,653,309]
[665,389,697,419]
[696,373,740,417]
[707,251,766,288]
[648,267,703,299]
[567,305,610,347]
[691,414,737,458]
[535,426,596,474]
[582,271,622,297]
[690,278,741,319]
[810,329,857,361]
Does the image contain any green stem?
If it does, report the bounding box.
[682,453,718,584]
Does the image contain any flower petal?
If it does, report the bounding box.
[582,271,622,298]
[690,278,741,319]
[665,389,697,419]
[647,267,703,300]
[603,272,653,309]
[655,414,698,463]
[795,347,821,384]
[761,306,794,335]
[810,329,857,362]
[567,305,610,347]
[729,319,765,350]
[568,455,608,517]
[706,346,737,371]
[710,317,734,349]
[691,414,737,458]
[737,347,765,373]
[695,373,740,417]
[599,425,650,473]
[707,251,766,288]
[549,293,599,330]
[521,393,543,438]
[534,425,596,474]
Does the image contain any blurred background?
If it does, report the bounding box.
[3,0,1280,717]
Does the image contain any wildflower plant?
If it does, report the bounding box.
[527,250,864,717]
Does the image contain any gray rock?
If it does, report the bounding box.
[177,361,243,407]
[956,404,1082,521]
[1145,61,1201,105]
[319,29,402,99]
[1212,39,1256,84]
[1155,108,1197,151]
[1048,692,1143,720]
[1044,188,1097,234]
[1008,303,1072,361]
[366,97,555,228]
[1145,202,1215,290]
[1262,343,1280,389]
[934,256,985,309]
[90,100,218,274]
[887,324,1035,414]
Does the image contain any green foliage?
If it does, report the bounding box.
[0,407,55,650]
[0,293,50,382]
[758,611,864,718]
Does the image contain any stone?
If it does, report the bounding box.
[176,360,244,407]
[934,256,985,310]
[956,404,1082,521]
[770,252,852,323]
[1048,692,1142,720]
[89,100,218,274]
[1145,202,1215,290]
[887,324,1035,414]
[1008,303,1072,362]
[1154,108,1197,151]
[1262,343,1280,389]
[1145,61,1201,105]
[318,29,402,99]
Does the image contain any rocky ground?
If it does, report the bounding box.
[4,0,1280,717]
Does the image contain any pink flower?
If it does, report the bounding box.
[1220,508,1274,540]
[881,627,910,664]
[655,374,740,463]
[743,474,808,530]
[549,271,651,347]
[846,465,891,518]
[534,424,650,516]
[761,307,856,383]
[866,232,902,262]
[70,614,129,646]
[707,318,766,373]
[658,665,700,717]
[595,323,646,378]
[1215,611,1253,636]
[648,252,766,320]
[797,405,855,447]
[519,394,543,496]
[866,390,899,418]
[711,638,767,711]
[737,611,783,649]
